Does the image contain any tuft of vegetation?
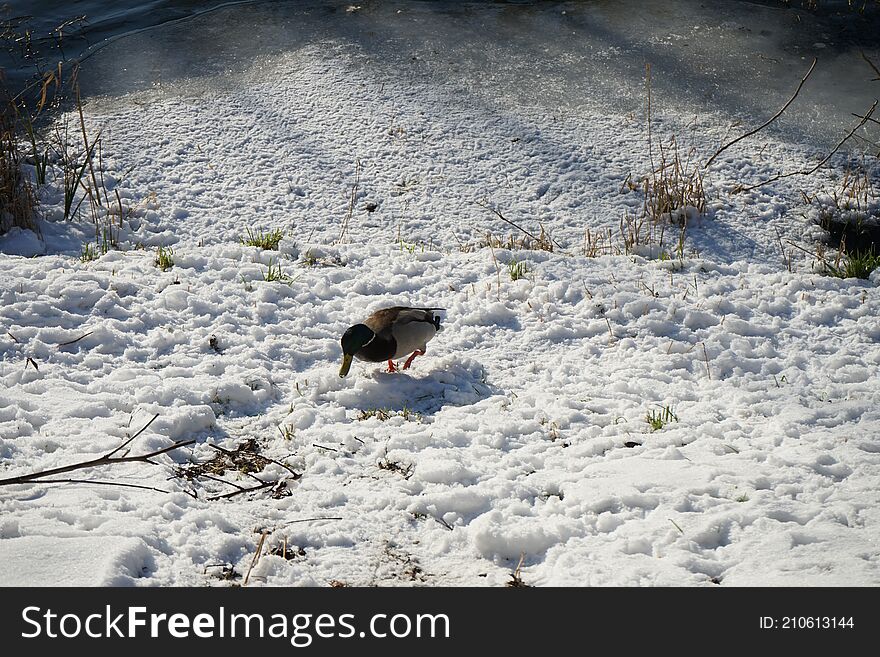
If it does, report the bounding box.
[507,257,530,281]
[79,225,117,263]
[262,258,293,283]
[646,405,678,431]
[299,248,343,268]
[377,456,414,479]
[301,249,319,267]
[242,227,284,250]
[825,249,880,279]
[79,242,97,262]
[398,233,426,255]
[155,245,174,271]
[644,64,707,227]
[392,175,419,196]
[804,156,880,277]
[613,64,705,262]
[357,406,420,422]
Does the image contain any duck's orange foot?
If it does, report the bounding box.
[386,359,398,373]
[402,349,425,370]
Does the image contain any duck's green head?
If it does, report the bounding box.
[339,324,375,377]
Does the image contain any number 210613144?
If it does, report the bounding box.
[760,617,854,630]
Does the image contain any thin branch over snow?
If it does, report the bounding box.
[0,413,195,487]
[735,100,879,193]
[704,58,817,169]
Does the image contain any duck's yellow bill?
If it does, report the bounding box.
[339,354,354,378]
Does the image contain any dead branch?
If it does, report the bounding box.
[0,439,195,486]
[198,472,248,490]
[106,412,159,458]
[56,330,94,347]
[851,112,880,127]
[735,100,878,193]
[190,469,278,500]
[784,239,844,268]
[475,199,540,242]
[433,515,454,531]
[705,58,817,169]
[861,50,880,81]
[25,478,196,497]
[280,516,344,527]
[312,443,339,452]
[207,478,275,500]
[0,413,195,487]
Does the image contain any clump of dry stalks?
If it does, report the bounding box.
[595,64,706,261]
[0,101,37,233]
[1,60,136,263]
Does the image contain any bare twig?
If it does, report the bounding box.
[56,330,94,347]
[106,413,159,458]
[279,516,344,529]
[646,63,655,183]
[244,530,269,586]
[433,516,454,531]
[0,438,194,486]
[861,50,880,81]
[198,472,248,491]
[76,86,103,210]
[337,158,361,244]
[705,58,817,169]
[736,100,878,193]
[0,413,182,487]
[475,199,541,243]
[206,479,274,500]
[488,243,501,301]
[507,553,529,587]
[26,478,194,497]
[784,239,845,275]
[850,112,880,127]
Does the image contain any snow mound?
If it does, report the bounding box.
[0,535,154,586]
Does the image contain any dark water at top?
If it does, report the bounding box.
[2,0,235,88]
[3,1,880,147]
[5,0,879,81]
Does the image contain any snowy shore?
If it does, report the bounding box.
[2,30,879,586]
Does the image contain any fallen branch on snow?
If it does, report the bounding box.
[0,413,194,487]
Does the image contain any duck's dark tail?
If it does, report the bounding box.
[422,308,445,331]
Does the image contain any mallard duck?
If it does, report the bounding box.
[339,306,443,377]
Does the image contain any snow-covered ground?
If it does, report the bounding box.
[2,2,880,586]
